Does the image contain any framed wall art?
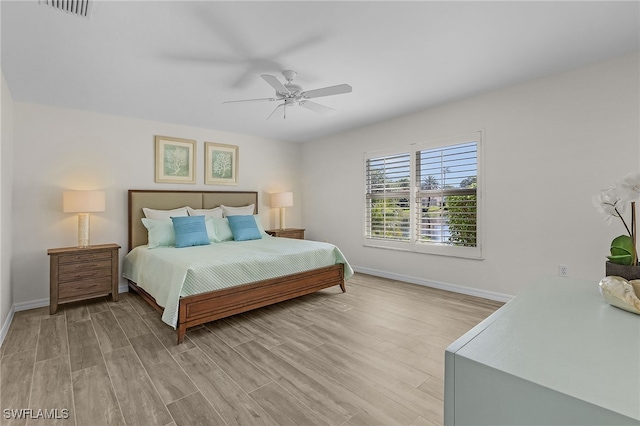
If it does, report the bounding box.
[154,135,196,184]
[205,142,239,185]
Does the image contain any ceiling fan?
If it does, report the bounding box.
[223,70,352,119]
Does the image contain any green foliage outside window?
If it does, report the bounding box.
[369,197,410,240]
[446,194,477,246]
[446,181,477,247]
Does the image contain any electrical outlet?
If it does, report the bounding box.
[558,265,568,277]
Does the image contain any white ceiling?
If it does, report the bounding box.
[2,1,639,143]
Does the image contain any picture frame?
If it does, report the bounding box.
[205,142,239,185]
[154,135,196,184]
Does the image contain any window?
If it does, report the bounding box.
[365,152,411,243]
[364,132,482,259]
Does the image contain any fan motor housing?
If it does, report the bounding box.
[284,83,302,96]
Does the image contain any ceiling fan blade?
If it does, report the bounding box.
[261,74,289,95]
[267,103,285,120]
[299,100,336,115]
[223,97,278,104]
[163,53,240,65]
[301,84,352,99]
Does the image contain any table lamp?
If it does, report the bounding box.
[271,192,293,230]
[63,190,105,247]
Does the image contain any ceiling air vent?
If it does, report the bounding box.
[39,0,94,19]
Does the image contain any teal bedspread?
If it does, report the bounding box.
[122,237,353,328]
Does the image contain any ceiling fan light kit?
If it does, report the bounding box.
[223,70,352,120]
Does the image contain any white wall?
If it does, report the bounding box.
[1,73,15,338]
[11,104,302,306]
[302,53,640,299]
[6,53,640,310]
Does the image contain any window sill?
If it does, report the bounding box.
[363,240,483,260]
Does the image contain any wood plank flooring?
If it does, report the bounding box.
[0,273,503,426]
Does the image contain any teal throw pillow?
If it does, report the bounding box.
[227,215,262,241]
[171,215,211,248]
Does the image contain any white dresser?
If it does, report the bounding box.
[445,275,640,425]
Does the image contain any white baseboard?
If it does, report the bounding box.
[12,286,129,314]
[13,298,49,312]
[351,266,514,303]
[0,305,15,347]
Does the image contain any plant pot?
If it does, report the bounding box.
[605,262,640,299]
[605,261,640,281]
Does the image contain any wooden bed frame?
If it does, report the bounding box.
[127,189,345,344]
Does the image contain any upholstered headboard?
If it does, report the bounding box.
[128,190,258,251]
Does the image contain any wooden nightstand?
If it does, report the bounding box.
[47,243,120,314]
[265,228,305,240]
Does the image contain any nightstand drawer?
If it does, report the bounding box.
[59,251,112,264]
[278,230,303,239]
[59,277,112,300]
[58,259,112,282]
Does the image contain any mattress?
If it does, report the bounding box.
[122,236,353,328]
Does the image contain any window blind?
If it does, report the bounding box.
[365,152,411,241]
[416,142,477,247]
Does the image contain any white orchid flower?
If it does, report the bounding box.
[592,187,626,225]
[616,171,640,203]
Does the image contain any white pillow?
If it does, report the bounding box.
[142,206,189,220]
[141,218,175,248]
[253,214,269,237]
[187,206,223,219]
[221,204,255,217]
[207,217,233,242]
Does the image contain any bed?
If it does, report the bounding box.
[123,189,352,344]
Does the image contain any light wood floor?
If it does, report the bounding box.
[0,273,503,426]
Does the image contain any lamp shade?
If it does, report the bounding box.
[63,191,106,213]
[271,192,293,208]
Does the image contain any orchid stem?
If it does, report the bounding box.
[614,206,632,237]
[632,201,637,266]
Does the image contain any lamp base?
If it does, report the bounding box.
[77,213,90,248]
[279,207,286,230]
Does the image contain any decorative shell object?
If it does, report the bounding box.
[599,276,640,315]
